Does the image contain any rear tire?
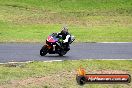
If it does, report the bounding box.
[58,50,67,56]
[40,45,48,56]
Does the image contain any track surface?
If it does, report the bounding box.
[0,43,132,63]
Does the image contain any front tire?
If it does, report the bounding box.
[40,45,48,56]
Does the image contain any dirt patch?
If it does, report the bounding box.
[0,70,76,88]
[0,70,129,88]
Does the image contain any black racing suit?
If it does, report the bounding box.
[57,32,71,51]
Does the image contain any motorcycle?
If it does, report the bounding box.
[40,33,75,56]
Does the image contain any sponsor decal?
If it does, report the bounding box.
[76,67,131,85]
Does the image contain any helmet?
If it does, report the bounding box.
[61,27,68,35]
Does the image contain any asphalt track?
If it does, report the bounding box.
[0,43,132,63]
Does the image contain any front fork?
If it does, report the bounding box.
[46,44,52,49]
[46,44,56,52]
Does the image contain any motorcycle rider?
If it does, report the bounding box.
[57,27,71,51]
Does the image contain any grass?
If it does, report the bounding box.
[0,1,132,88]
[0,60,132,88]
[0,0,132,42]
[0,0,132,12]
[0,24,132,42]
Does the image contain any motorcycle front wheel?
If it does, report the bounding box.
[40,45,48,56]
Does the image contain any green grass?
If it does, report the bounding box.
[0,23,132,42]
[0,0,132,42]
[0,60,132,88]
[0,0,132,13]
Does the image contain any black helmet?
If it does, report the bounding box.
[61,27,68,34]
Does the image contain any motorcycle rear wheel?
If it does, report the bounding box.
[58,50,67,56]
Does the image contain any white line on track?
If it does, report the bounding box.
[98,42,132,43]
[0,59,131,64]
[43,60,63,62]
[85,59,132,60]
[0,60,63,64]
[0,61,33,64]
